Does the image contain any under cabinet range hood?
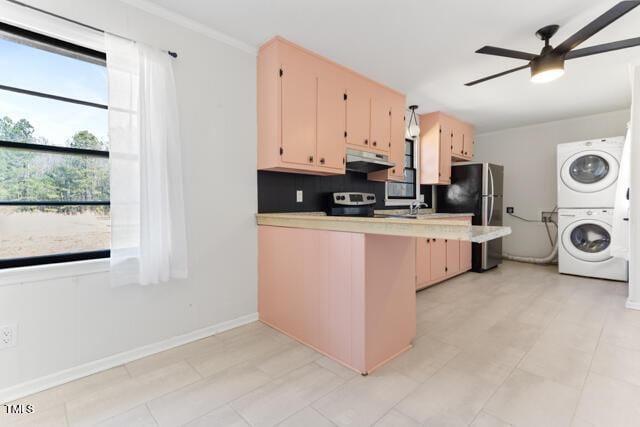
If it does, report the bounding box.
[345,148,395,173]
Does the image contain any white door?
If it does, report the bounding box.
[560,150,619,193]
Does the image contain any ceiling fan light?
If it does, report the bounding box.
[530,54,565,84]
[531,67,565,83]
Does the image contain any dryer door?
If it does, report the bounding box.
[560,150,619,193]
[562,219,612,262]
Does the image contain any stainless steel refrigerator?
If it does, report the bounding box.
[436,163,504,272]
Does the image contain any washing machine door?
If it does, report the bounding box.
[560,150,619,193]
[562,219,612,262]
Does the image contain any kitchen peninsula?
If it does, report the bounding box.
[257,213,511,374]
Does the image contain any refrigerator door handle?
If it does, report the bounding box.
[488,165,495,198]
[488,195,494,225]
[488,166,495,225]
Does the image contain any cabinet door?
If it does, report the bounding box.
[430,238,447,282]
[317,65,347,171]
[416,238,431,287]
[370,93,405,181]
[445,239,460,275]
[439,123,452,183]
[460,240,472,271]
[388,95,406,180]
[280,46,317,166]
[463,124,475,159]
[451,124,464,157]
[370,88,391,153]
[346,77,371,149]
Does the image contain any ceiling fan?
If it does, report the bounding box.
[466,1,640,86]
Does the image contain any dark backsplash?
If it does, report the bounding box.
[257,170,432,213]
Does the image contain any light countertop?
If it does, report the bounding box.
[256,212,510,243]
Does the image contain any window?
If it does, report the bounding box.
[0,22,109,269]
[386,138,418,202]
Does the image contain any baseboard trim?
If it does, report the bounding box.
[625,298,640,311]
[0,312,258,403]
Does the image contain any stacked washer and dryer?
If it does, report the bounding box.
[557,137,628,281]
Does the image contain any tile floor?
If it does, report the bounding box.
[3,261,639,427]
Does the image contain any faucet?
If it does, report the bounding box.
[409,201,429,215]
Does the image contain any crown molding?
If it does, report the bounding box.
[118,0,258,55]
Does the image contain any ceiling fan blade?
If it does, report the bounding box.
[476,46,538,61]
[565,36,640,59]
[465,64,530,86]
[554,1,640,55]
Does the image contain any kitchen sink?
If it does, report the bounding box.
[374,213,419,219]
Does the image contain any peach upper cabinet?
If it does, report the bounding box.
[452,121,475,161]
[258,37,346,175]
[419,112,475,185]
[368,92,406,182]
[258,37,406,179]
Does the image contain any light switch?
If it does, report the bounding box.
[296,190,303,203]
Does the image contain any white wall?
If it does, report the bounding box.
[475,109,630,258]
[0,0,258,395]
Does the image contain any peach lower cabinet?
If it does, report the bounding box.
[416,238,472,291]
[257,214,511,375]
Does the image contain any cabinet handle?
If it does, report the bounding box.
[320,158,325,164]
[308,156,314,163]
[364,139,369,145]
[392,169,396,174]
[373,141,377,147]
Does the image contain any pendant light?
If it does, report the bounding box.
[406,105,420,138]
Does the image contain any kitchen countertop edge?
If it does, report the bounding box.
[256,212,511,243]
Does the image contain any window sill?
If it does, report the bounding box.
[0,258,110,287]
[384,199,417,207]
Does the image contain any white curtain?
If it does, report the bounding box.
[106,34,188,286]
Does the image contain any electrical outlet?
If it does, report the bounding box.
[296,190,303,203]
[541,211,557,223]
[0,324,17,349]
[506,207,514,214]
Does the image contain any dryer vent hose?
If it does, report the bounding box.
[503,240,559,265]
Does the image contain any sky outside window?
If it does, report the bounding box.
[0,37,108,147]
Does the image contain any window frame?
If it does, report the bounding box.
[0,21,110,270]
[385,137,420,206]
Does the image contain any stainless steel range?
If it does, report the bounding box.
[326,192,376,217]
